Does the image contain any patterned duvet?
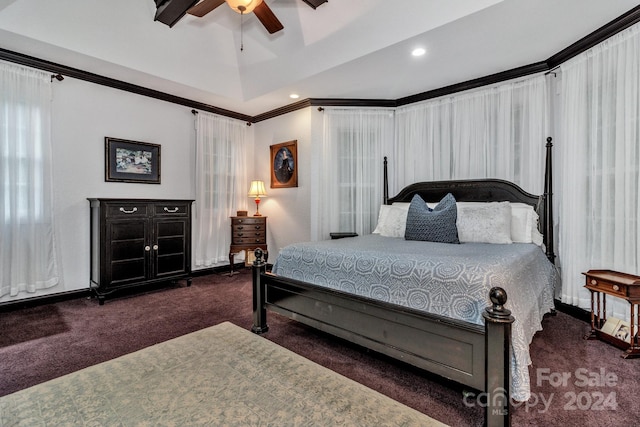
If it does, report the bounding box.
[272,234,560,401]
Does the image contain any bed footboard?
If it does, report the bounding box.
[251,249,513,427]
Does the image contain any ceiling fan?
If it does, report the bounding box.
[187,0,327,34]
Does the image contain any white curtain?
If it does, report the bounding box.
[0,61,59,297]
[394,75,549,195]
[558,23,640,320]
[194,112,249,267]
[313,108,394,240]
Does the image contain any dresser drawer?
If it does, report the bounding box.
[232,223,265,232]
[232,217,265,226]
[106,202,148,218]
[233,236,267,245]
[233,229,265,240]
[153,202,190,216]
[587,277,627,298]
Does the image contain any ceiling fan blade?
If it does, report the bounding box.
[301,0,327,9]
[254,2,284,34]
[187,0,225,17]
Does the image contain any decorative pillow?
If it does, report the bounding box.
[372,205,409,238]
[404,194,459,243]
[456,201,512,244]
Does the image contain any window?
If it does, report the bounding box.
[315,109,394,239]
[0,62,59,297]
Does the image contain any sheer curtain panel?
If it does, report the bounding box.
[558,23,640,319]
[194,112,249,267]
[313,108,394,240]
[0,61,59,297]
[394,75,549,195]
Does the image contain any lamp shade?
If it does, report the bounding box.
[226,0,263,14]
[248,180,267,198]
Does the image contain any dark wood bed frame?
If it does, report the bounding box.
[251,138,555,427]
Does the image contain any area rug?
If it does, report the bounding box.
[0,321,447,426]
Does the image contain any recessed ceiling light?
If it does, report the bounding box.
[412,47,426,57]
[289,93,300,99]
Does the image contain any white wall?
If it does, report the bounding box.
[1,77,197,303]
[3,73,321,303]
[253,108,313,261]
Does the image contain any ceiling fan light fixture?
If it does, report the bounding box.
[226,0,263,14]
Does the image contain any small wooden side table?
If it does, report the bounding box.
[583,269,640,358]
[229,216,267,275]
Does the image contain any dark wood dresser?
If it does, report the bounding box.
[88,198,193,304]
[229,216,267,274]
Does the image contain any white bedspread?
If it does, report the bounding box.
[273,234,560,401]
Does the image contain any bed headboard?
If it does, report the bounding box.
[384,138,555,264]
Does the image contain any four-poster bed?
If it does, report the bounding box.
[251,138,557,427]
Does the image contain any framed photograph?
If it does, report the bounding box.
[600,317,621,336]
[270,140,298,188]
[105,137,161,184]
[612,319,631,343]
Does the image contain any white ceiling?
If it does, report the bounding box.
[0,0,638,116]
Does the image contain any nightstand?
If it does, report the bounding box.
[229,216,267,275]
[583,270,640,358]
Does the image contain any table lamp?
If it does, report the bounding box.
[248,180,267,216]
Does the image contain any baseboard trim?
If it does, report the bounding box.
[0,279,590,322]
[0,263,245,312]
[0,289,91,313]
[554,298,591,323]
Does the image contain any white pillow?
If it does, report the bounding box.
[389,200,544,245]
[372,205,409,238]
[510,203,532,242]
[510,203,544,246]
[456,202,513,244]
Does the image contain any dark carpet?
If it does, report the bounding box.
[1,270,638,426]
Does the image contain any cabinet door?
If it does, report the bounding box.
[106,219,149,287]
[153,218,189,278]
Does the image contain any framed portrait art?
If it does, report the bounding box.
[105,137,161,184]
[270,140,298,188]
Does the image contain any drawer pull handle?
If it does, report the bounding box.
[119,207,138,214]
[255,226,261,229]
[164,207,179,213]
[153,245,159,250]
[237,233,244,237]
[613,284,620,291]
[591,279,597,285]
[145,246,151,251]
[237,226,244,230]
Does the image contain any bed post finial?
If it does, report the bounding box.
[251,248,269,334]
[483,287,514,427]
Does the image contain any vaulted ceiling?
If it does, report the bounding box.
[0,0,638,118]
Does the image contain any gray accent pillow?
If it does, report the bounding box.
[404,193,459,243]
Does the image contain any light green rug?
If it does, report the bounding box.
[0,321,447,426]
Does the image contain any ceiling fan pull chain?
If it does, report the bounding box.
[240,9,244,52]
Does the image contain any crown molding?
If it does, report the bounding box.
[1,5,639,123]
[547,5,640,69]
[0,47,253,123]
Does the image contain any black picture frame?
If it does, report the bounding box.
[270,140,298,188]
[105,137,161,184]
